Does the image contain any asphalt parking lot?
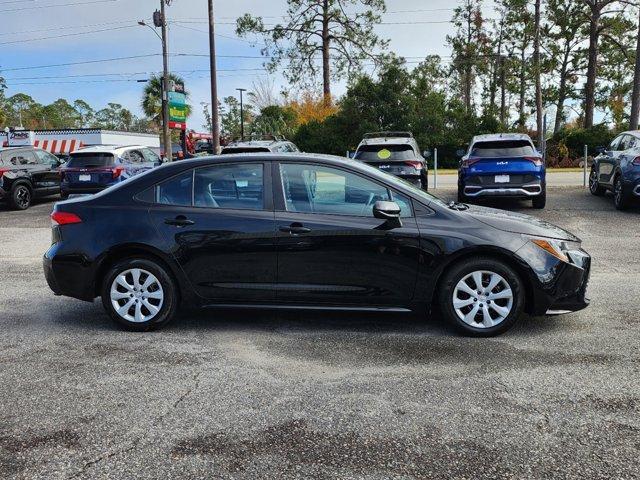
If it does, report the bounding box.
[0,184,639,479]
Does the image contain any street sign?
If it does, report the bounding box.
[168,91,187,127]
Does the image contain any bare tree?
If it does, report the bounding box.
[237,0,388,103]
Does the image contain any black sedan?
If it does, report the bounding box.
[44,154,591,336]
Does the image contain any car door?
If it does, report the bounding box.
[273,161,420,306]
[147,162,277,302]
[11,149,46,193]
[33,149,63,194]
[598,135,624,185]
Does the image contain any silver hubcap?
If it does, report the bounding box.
[452,270,513,329]
[589,171,597,191]
[110,268,164,323]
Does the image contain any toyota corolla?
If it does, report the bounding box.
[44,154,590,336]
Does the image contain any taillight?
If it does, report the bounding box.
[525,156,544,166]
[404,160,422,170]
[51,211,82,226]
[112,166,125,179]
[0,168,9,176]
[632,156,640,166]
[461,157,481,168]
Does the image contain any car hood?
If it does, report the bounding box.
[463,204,580,241]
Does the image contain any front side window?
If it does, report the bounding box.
[609,136,623,151]
[142,148,161,163]
[156,170,193,206]
[35,149,60,165]
[280,163,412,217]
[194,163,264,210]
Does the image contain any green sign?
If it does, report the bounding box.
[168,92,187,123]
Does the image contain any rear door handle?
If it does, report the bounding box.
[164,215,195,227]
[279,223,311,234]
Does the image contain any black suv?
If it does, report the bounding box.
[0,146,64,210]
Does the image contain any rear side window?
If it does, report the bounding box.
[354,145,416,162]
[6,150,37,165]
[156,171,193,206]
[194,163,264,210]
[471,140,535,158]
[67,153,115,168]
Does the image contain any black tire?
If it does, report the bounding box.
[457,189,469,204]
[532,187,546,209]
[422,173,429,191]
[101,258,178,331]
[589,166,605,196]
[438,257,524,337]
[613,175,628,211]
[8,183,32,210]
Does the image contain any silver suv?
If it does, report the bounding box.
[353,132,429,190]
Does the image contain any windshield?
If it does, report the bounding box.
[354,144,417,162]
[67,152,114,168]
[353,160,447,207]
[221,147,271,154]
[470,140,535,158]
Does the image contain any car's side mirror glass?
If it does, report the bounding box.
[595,146,606,155]
[456,149,466,158]
[422,150,432,159]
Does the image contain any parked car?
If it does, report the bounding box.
[158,143,191,161]
[60,145,162,198]
[590,130,640,210]
[0,146,64,210]
[353,132,429,190]
[458,133,546,209]
[44,154,590,336]
[221,138,300,154]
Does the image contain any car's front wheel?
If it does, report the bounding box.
[438,257,524,336]
[101,258,178,331]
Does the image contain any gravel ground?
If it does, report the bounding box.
[0,188,639,480]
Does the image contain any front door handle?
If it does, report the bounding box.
[280,223,311,234]
[164,215,195,227]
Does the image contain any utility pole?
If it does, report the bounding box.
[159,0,172,161]
[236,88,247,141]
[208,0,220,153]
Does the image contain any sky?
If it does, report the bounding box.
[0,0,497,131]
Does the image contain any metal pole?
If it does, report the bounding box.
[208,0,220,153]
[160,0,172,161]
[584,145,588,188]
[434,148,438,189]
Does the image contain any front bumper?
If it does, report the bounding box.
[516,243,591,316]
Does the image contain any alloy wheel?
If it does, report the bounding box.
[110,268,164,323]
[614,178,623,206]
[452,270,513,329]
[589,170,598,193]
[15,186,31,209]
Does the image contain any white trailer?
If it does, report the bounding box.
[1,128,160,155]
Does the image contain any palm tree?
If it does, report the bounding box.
[141,73,192,128]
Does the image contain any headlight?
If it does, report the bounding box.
[529,238,581,263]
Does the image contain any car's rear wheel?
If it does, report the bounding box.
[101,258,178,331]
[532,187,546,209]
[589,167,606,196]
[613,175,627,210]
[9,183,32,210]
[438,257,524,336]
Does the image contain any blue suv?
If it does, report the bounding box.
[458,133,546,209]
[61,145,163,198]
[590,130,640,210]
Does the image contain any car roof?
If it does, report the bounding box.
[223,140,290,148]
[471,133,533,143]
[72,145,149,154]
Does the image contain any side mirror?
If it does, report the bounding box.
[373,200,402,229]
[595,146,606,155]
[422,150,432,159]
[456,149,466,158]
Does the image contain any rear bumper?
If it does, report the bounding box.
[61,185,107,195]
[0,187,7,200]
[43,246,96,302]
[464,184,543,198]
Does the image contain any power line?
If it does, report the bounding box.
[0,24,137,46]
[0,19,139,37]
[0,0,119,13]
[1,54,161,72]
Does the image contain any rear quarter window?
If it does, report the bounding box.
[67,153,115,168]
